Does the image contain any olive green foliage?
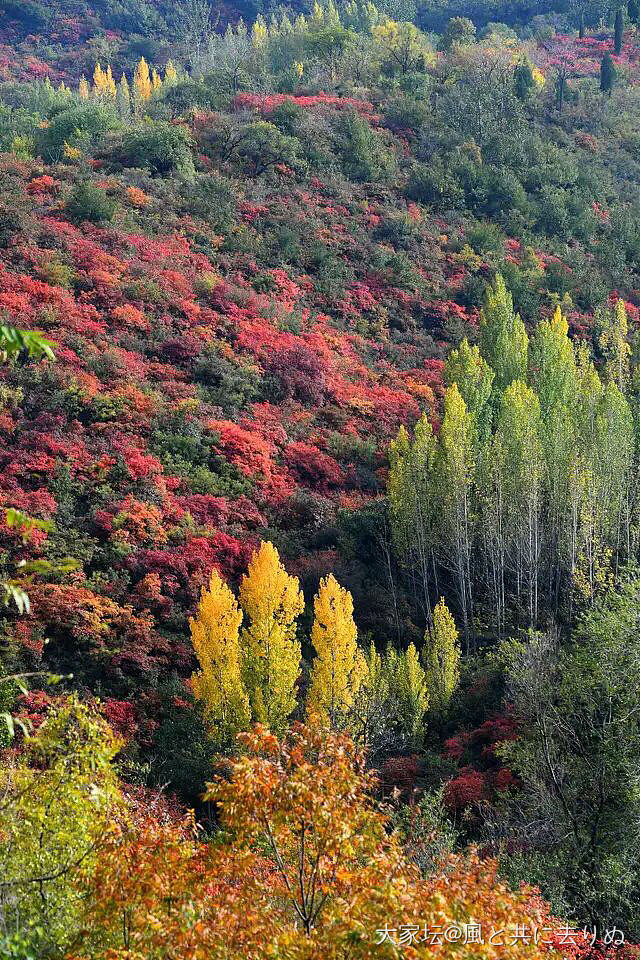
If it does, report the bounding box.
[117,122,195,175]
[0,697,122,956]
[38,103,120,162]
[66,181,116,224]
[501,575,640,936]
[332,111,396,182]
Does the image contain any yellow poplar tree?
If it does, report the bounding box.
[117,74,131,118]
[165,60,178,85]
[151,68,162,92]
[251,15,268,48]
[105,64,116,98]
[423,597,461,715]
[133,56,152,103]
[307,574,367,726]
[92,63,107,96]
[191,570,250,744]
[239,541,303,733]
[78,75,89,100]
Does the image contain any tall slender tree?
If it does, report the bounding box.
[191,570,250,744]
[480,274,528,392]
[435,384,475,644]
[423,597,461,715]
[385,643,429,746]
[239,541,303,733]
[444,337,494,438]
[530,307,579,607]
[388,414,438,621]
[307,574,366,726]
[492,380,543,626]
[615,6,624,53]
[600,52,616,93]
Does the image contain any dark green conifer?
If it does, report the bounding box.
[601,51,617,93]
[614,6,624,53]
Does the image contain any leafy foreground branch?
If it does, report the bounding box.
[0,703,623,960]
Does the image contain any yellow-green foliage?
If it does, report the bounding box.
[191,569,251,744]
[307,573,367,725]
[424,598,461,714]
[386,641,429,742]
[239,541,303,733]
[0,696,122,954]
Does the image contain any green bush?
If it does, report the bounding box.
[332,111,395,183]
[65,182,116,225]
[181,173,235,230]
[161,79,222,113]
[194,348,260,412]
[270,100,305,135]
[406,162,464,209]
[467,221,504,255]
[230,120,302,177]
[38,103,119,162]
[117,122,195,176]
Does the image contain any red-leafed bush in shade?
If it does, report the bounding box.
[264,342,328,404]
[285,441,344,492]
[444,767,490,811]
[102,698,137,740]
[379,754,423,797]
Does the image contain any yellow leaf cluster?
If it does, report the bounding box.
[307,574,367,724]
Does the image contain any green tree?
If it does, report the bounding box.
[423,597,460,716]
[597,298,630,390]
[388,414,437,620]
[350,642,392,756]
[435,384,475,643]
[372,18,433,75]
[614,6,624,53]
[492,380,543,626]
[529,307,579,608]
[502,576,640,936]
[440,16,476,50]
[0,697,122,956]
[303,24,355,84]
[529,306,577,417]
[480,274,528,393]
[444,337,494,437]
[514,60,535,100]
[37,103,119,162]
[332,111,395,183]
[600,52,616,93]
[385,642,429,746]
[118,122,195,176]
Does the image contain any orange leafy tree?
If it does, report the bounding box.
[72,723,563,960]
